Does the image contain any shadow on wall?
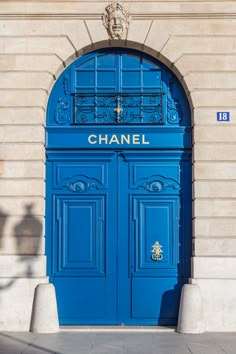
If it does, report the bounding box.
[0,208,14,290]
[0,203,43,289]
[0,208,8,249]
[14,203,43,277]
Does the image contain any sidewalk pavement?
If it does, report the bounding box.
[0,328,235,354]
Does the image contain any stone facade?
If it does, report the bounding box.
[0,0,236,331]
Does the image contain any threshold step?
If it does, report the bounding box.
[60,326,175,333]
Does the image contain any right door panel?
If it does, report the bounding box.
[118,151,191,325]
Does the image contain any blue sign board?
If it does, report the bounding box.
[217,112,230,122]
[46,127,192,150]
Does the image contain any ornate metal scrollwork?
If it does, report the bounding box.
[167,74,183,124]
[54,98,70,125]
[54,75,72,125]
[151,241,163,261]
[63,75,69,95]
[73,93,163,125]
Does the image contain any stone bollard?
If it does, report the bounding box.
[177,281,205,334]
[30,283,59,333]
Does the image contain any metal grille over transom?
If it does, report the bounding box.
[49,50,189,127]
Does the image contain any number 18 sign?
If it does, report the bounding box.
[217,112,230,122]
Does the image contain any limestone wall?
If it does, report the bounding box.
[0,0,236,331]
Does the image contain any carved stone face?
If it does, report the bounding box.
[108,10,126,39]
[103,3,129,40]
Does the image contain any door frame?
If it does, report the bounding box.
[45,47,192,325]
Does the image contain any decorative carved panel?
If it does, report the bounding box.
[136,175,180,193]
[62,175,104,193]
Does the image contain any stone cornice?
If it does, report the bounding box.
[0,1,236,19]
[1,13,236,20]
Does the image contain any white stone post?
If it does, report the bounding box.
[177,279,205,334]
[30,283,59,333]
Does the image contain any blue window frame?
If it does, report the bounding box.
[47,48,190,127]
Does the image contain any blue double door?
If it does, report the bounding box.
[48,149,191,325]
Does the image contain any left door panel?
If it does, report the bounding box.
[46,152,117,324]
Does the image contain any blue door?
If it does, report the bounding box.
[46,49,192,325]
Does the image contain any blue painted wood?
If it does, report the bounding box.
[117,151,191,325]
[47,152,118,323]
[46,48,192,325]
[47,150,191,325]
[46,126,192,149]
[46,49,191,149]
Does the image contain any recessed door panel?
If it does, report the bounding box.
[131,277,182,322]
[53,161,108,189]
[132,196,178,275]
[131,163,180,187]
[54,278,106,321]
[56,196,105,276]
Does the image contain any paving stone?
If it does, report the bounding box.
[0,332,34,354]
[0,331,236,354]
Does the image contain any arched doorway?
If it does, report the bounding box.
[46,48,192,325]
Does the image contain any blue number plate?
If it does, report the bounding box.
[217,112,230,122]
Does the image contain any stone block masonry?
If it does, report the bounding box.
[0,0,236,331]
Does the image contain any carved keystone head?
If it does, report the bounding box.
[103,2,130,40]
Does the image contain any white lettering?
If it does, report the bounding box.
[109,134,120,144]
[132,134,141,144]
[142,134,150,145]
[88,134,97,144]
[99,134,108,144]
[121,134,130,144]
[88,134,151,145]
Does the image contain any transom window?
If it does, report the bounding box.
[48,49,190,126]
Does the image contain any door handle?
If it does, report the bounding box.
[151,241,163,261]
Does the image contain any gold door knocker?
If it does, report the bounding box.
[151,241,163,261]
